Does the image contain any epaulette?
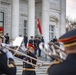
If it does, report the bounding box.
[15,53,20,56]
[46,60,61,73]
[8,64,15,68]
[10,60,16,66]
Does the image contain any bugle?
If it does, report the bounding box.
[48,42,67,60]
[2,36,63,66]
[0,37,51,67]
[14,56,37,67]
[4,46,52,66]
[39,42,64,62]
[1,41,43,63]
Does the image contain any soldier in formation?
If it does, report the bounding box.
[48,29,76,75]
[15,43,37,75]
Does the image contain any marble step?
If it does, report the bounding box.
[14,56,51,75]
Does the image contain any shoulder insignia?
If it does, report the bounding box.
[15,53,20,56]
[8,64,14,68]
[51,60,61,65]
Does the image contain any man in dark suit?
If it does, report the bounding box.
[29,36,34,45]
[0,36,13,75]
[48,29,76,75]
[24,33,28,47]
[4,33,10,44]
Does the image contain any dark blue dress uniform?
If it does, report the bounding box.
[22,51,37,75]
[48,54,76,75]
[15,44,37,75]
[47,29,76,75]
[15,51,37,75]
[6,50,17,75]
[24,35,28,47]
[0,49,13,75]
[8,58,17,75]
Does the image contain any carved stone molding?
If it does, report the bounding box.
[1,0,11,5]
[50,16,58,22]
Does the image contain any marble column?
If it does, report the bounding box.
[27,0,35,40]
[0,0,1,12]
[42,0,50,43]
[60,0,66,35]
[11,0,19,39]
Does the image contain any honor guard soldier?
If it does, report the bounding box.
[47,29,76,75]
[22,44,37,75]
[0,37,13,75]
[15,43,37,75]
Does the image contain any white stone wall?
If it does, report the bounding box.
[19,0,28,36]
[49,0,66,39]
[0,0,66,41]
[60,0,66,35]
[50,0,60,38]
[1,0,12,38]
[49,9,61,38]
[50,0,61,10]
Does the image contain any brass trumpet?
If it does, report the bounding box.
[39,42,67,61]
[4,46,44,66]
[48,42,67,60]
[1,37,66,67]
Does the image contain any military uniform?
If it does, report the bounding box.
[15,44,37,75]
[6,51,16,75]
[48,54,76,75]
[48,29,76,75]
[15,51,37,75]
[0,48,13,75]
[22,51,37,75]
[8,58,16,75]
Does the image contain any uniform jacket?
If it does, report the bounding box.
[48,54,76,75]
[15,51,37,75]
[0,49,13,75]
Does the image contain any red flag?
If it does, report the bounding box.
[37,18,42,35]
[0,26,4,32]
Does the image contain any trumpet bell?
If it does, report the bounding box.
[59,42,65,51]
[44,43,52,52]
[44,43,49,50]
[39,42,44,50]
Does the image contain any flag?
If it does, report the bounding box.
[0,26,4,32]
[37,18,42,35]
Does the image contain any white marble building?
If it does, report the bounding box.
[0,0,66,43]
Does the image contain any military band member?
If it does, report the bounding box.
[47,29,76,75]
[15,43,37,75]
[0,36,13,75]
[6,50,16,75]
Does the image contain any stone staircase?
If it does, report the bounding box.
[14,56,51,75]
